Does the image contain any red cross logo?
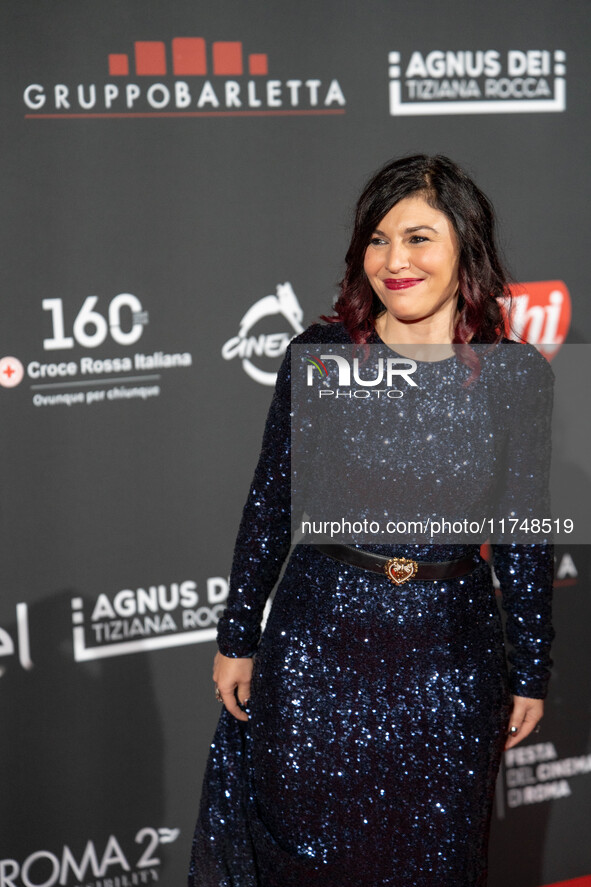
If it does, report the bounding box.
[0,356,24,388]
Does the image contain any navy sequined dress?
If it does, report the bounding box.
[189,323,554,887]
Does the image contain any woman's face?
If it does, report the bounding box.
[363,195,460,326]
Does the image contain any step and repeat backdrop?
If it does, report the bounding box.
[1,1,590,885]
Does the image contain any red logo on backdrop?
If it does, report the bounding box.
[503,280,571,360]
[0,356,25,388]
[108,38,269,79]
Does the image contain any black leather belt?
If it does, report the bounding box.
[311,544,480,586]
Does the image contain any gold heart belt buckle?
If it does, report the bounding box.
[384,557,418,586]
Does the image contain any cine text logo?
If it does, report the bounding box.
[222,282,305,386]
[389,49,566,115]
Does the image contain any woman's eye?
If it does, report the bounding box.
[409,235,428,244]
[369,236,387,246]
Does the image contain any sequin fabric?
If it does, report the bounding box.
[189,323,554,887]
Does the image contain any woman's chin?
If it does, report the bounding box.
[385,312,428,325]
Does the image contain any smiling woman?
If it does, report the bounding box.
[331,154,510,352]
[364,195,461,340]
[189,155,554,887]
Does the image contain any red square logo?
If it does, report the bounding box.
[212,42,243,76]
[135,41,167,76]
[108,54,129,76]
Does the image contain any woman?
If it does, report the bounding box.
[189,155,554,887]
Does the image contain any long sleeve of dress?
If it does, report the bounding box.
[216,343,294,658]
[493,543,554,698]
[492,343,555,699]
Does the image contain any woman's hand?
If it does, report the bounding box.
[504,695,544,749]
[213,652,253,722]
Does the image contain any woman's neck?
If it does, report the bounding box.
[374,311,455,346]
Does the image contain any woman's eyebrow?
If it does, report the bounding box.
[371,224,439,236]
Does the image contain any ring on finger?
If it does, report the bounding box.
[508,725,519,735]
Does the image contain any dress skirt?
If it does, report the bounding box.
[189,544,512,887]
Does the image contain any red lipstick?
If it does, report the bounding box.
[383,278,423,290]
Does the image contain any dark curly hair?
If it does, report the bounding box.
[323,154,511,348]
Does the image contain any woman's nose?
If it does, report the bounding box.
[385,243,410,273]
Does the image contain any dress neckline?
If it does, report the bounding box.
[367,326,458,365]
